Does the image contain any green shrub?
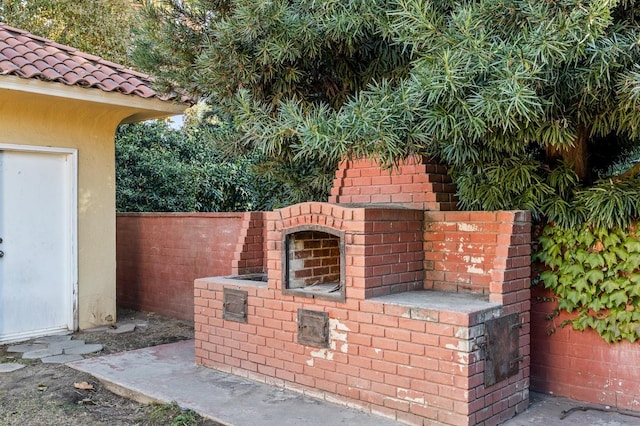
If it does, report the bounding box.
[115,121,261,212]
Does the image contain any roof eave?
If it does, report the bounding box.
[0,75,187,123]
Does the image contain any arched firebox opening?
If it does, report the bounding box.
[282,225,345,301]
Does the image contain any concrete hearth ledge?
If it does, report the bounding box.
[67,340,400,426]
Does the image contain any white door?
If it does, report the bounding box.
[0,145,77,344]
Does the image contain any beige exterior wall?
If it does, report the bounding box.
[0,83,184,329]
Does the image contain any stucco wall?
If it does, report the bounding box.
[0,89,143,329]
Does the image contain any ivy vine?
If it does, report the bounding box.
[534,224,640,343]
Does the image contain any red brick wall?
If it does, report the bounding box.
[423,210,533,419]
[116,212,265,320]
[531,286,640,410]
[329,156,458,211]
[195,278,525,425]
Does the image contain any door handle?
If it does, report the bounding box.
[0,250,3,257]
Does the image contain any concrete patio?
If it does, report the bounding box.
[67,340,640,425]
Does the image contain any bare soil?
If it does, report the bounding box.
[0,309,221,426]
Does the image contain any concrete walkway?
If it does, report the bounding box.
[68,340,399,426]
[67,340,640,426]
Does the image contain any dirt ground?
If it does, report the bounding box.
[0,309,221,426]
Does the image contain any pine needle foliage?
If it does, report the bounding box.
[133,1,640,221]
[132,0,640,342]
[0,0,135,66]
[132,0,412,206]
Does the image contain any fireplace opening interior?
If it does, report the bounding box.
[285,229,343,298]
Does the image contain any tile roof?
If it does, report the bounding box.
[0,22,186,103]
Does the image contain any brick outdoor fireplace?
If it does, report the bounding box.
[195,157,531,425]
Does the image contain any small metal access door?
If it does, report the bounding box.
[484,313,523,387]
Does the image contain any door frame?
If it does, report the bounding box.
[0,143,78,336]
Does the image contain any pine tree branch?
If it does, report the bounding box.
[614,162,640,181]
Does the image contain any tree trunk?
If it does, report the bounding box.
[546,124,588,180]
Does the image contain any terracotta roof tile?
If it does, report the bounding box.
[9,55,29,68]
[0,60,18,73]
[91,69,110,81]
[0,22,191,103]
[99,79,120,92]
[83,75,101,86]
[32,59,49,70]
[40,67,61,81]
[60,73,82,85]
[1,47,20,60]
[43,55,61,66]
[52,62,72,74]
[20,64,40,78]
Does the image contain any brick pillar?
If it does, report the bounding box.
[231,211,266,275]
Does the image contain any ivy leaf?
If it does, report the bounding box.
[545,244,563,266]
[573,277,590,293]
[540,270,558,288]
[595,318,609,336]
[574,249,588,263]
[612,247,629,261]
[585,252,605,268]
[538,235,555,251]
[589,298,605,311]
[573,315,592,331]
[601,279,620,293]
[609,290,629,307]
[602,329,618,343]
[566,264,585,277]
[621,254,640,273]
[616,310,632,323]
[624,239,640,253]
[577,292,590,305]
[577,230,595,248]
[630,285,640,298]
[603,252,618,268]
[567,290,581,306]
[585,269,604,284]
[603,233,622,248]
[559,300,576,312]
